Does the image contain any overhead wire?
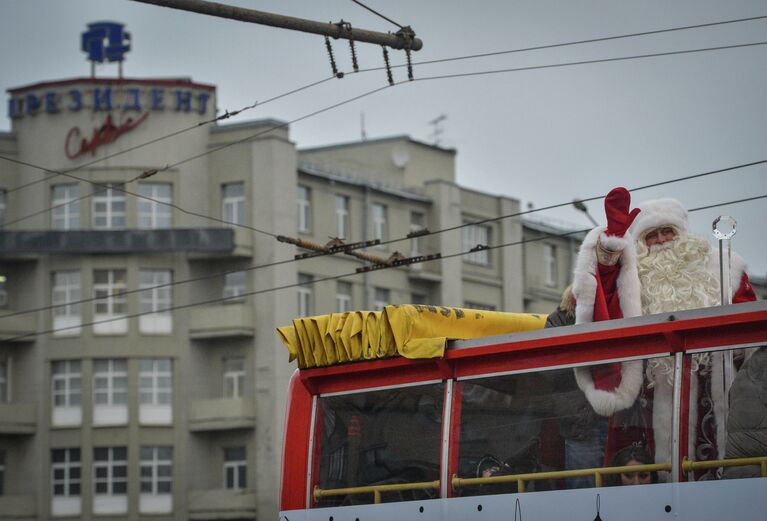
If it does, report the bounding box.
[5,193,766,342]
[3,13,766,199]
[349,0,404,29]
[355,13,767,73]
[4,37,765,231]
[2,159,764,320]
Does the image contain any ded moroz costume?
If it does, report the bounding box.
[570,187,756,472]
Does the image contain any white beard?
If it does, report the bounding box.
[636,232,720,315]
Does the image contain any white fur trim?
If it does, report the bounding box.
[628,198,688,239]
[704,250,748,302]
[572,228,642,325]
[573,360,644,416]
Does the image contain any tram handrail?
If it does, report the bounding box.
[452,462,672,492]
[313,480,441,504]
[311,455,767,505]
[682,456,767,477]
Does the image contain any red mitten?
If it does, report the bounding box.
[604,187,640,237]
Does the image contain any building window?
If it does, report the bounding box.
[372,203,387,243]
[374,287,390,312]
[139,269,172,334]
[139,359,172,425]
[139,447,172,514]
[93,269,127,335]
[223,271,246,301]
[297,273,313,317]
[51,448,81,517]
[0,188,6,228]
[93,359,128,426]
[52,184,80,230]
[222,182,245,226]
[297,185,311,233]
[462,223,491,265]
[410,211,425,256]
[336,281,352,313]
[93,447,128,514]
[137,183,172,229]
[92,184,126,229]
[464,301,497,311]
[52,360,82,427]
[0,274,7,307]
[0,359,8,403]
[52,271,82,336]
[411,293,427,306]
[223,357,245,399]
[335,194,350,239]
[223,447,247,490]
[0,450,4,496]
[543,244,557,287]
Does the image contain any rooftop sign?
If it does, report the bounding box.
[82,21,131,63]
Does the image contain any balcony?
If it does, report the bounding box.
[189,303,254,339]
[0,402,37,434]
[0,495,36,519]
[0,228,237,256]
[188,489,257,520]
[188,398,255,432]
[0,311,36,341]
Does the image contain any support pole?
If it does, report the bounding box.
[132,0,423,50]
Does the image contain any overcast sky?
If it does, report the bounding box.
[2,0,766,277]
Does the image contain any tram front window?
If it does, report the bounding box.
[455,358,668,495]
[314,383,444,507]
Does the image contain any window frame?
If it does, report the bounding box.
[335,281,352,313]
[51,448,81,498]
[335,194,350,239]
[93,447,128,496]
[223,447,247,490]
[92,183,126,230]
[93,359,128,407]
[462,222,491,266]
[51,184,81,230]
[297,273,313,317]
[297,185,312,233]
[52,360,82,408]
[222,357,245,399]
[140,446,173,495]
[372,203,387,243]
[221,182,245,226]
[137,182,172,229]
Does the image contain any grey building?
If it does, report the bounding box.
[0,75,579,521]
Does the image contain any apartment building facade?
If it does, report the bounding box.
[0,74,578,521]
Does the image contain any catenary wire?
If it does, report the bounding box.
[5,193,765,342]
[4,13,765,198]
[2,158,764,320]
[5,37,764,231]
[355,14,767,73]
[350,0,404,29]
[2,158,764,318]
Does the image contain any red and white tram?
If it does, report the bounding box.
[280,300,767,520]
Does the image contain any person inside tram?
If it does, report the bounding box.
[606,444,658,486]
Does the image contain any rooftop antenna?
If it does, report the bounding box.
[360,112,367,141]
[429,114,446,146]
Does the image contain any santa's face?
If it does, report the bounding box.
[643,226,677,247]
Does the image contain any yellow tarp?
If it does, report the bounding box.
[276,305,547,369]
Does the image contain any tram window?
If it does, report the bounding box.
[314,383,444,507]
[455,359,667,496]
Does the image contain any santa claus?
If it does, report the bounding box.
[570,187,756,474]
